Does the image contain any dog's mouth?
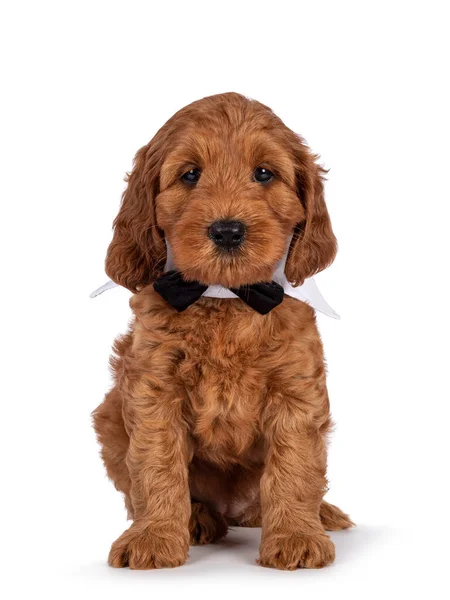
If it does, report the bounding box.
[212,245,245,258]
[194,246,279,288]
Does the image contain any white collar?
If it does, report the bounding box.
[90,239,339,319]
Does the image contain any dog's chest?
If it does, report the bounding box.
[177,311,271,464]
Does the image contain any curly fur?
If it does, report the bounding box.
[93,92,353,571]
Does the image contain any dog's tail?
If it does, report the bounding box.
[320,501,355,531]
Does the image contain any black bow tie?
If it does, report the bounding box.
[153,270,284,315]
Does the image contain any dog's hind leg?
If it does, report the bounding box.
[231,500,353,531]
[189,502,228,545]
[92,387,133,518]
[227,502,262,527]
[319,501,354,530]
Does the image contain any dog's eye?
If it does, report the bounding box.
[254,167,274,184]
[181,168,201,185]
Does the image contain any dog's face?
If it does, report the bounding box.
[106,93,336,292]
[157,111,305,288]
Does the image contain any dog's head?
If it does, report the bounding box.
[105,93,337,292]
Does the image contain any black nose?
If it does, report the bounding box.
[208,220,246,249]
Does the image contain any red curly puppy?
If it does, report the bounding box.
[93,92,353,571]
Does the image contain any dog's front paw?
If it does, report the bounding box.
[108,524,189,569]
[259,531,335,570]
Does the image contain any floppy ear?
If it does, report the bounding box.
[284,142,337,286]
[105,142,167,292]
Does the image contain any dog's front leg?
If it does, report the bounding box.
[259,365,335,570]
[108,387,190,569]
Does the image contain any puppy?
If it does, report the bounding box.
[93,92,353,571]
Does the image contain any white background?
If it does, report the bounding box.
[1,1,449,598]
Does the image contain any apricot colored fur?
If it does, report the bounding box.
[93,92,353,571]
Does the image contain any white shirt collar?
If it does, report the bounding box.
[90,238,339,319]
